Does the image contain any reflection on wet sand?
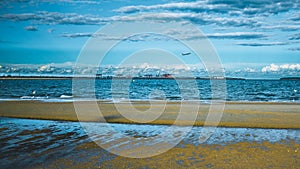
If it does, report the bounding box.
[0,118,299,168]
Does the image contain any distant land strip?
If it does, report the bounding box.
[0,75,249,80]
[1,75,299,80]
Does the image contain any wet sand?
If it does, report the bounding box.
[0,118,299,168]
[0,101,300,128]
[66,141,300,169]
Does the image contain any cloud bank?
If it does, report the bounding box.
[115,1,300,16]
[1,63,299,79]
[261,63,300,72]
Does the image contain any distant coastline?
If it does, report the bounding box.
[0,75,246,80]
[280,77,300,80]
[1,75,299,81]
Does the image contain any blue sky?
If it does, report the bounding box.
[0,0,299,76]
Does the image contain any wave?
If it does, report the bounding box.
[20,96,49,100]
[60,95,73,99]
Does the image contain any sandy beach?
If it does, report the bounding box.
[0,101,299,128]
[0,101,299,168]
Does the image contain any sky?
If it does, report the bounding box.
[0,0,299,77]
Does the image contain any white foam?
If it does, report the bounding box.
[60,95,73,98]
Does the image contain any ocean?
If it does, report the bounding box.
[0,79,299,102]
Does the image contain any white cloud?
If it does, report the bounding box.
[236,42,288,47]
[115,1,206,13]
[61,32,93,38]
[244,67,256,72]
[0,11,259,28]
[115,0,300,16]
[262,63,300,72]
[61,30,268,41]
[1,1,299,30]
[24,26,38,31]
[0,0,299,53]
[206,32,267,39]
[1,12,108,25]
[1,63,299,78]
[38,64,54,72]
[163,29,268,40]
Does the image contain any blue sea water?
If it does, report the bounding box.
[0,79,299,102]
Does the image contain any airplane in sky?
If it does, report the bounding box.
[181,52,191,56]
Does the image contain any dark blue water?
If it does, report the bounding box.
[0,79,299,102]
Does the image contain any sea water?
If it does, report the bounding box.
[0,79,299,102]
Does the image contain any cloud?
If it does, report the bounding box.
[113,1,300,30]
[24,26,38,31]
[57,0,101,5]
[2,63,299,78]
[0,0,102,7]
[261,25,300,31]
[290,13,300,21]
[47,28,55,33]
[0,1,298,50]
[261,63,300,72]
[243,67,256,73]
[288,47,300,51]
[1,1,299,30]
[0,10,260,28]
[206,32,267,40]
[163,29,268,40]
[115,1,212,13]
[61,32,93,38]
[289,33,300,40]
[1,11,107,25]
[60,32,160,43]
[113,12,260,27]
[38,64,54,72]
[236,42,288,47]
[116,1,300,16]
[61,30,267,41]
[1,13,36,21]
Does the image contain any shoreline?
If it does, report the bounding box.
[1,99,299,104]
[0,100,300,129]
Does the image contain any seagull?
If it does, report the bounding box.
[32,90,36,95]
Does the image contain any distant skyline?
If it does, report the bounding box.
[0,0,299,77]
